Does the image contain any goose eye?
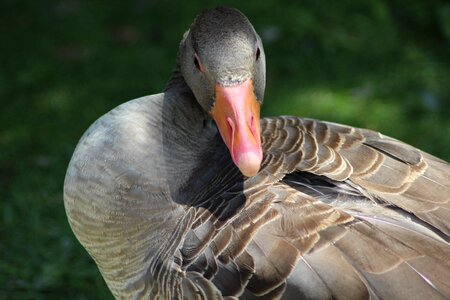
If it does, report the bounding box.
[255,47,261,61]
[194,54,202,72]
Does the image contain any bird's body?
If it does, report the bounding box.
[64,7,450,299]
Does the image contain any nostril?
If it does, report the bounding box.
[226,117,235,134]
[249,114,256,136]
[226,117,236,154]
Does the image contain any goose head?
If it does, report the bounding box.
[179,7,266,177]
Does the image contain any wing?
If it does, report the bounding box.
[66,106,450,299]
[173,116,450,299]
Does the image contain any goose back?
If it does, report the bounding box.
[65,107,450,299]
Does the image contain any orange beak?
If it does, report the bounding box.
[210,79,262,177]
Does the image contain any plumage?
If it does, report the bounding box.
[64,7,450,300]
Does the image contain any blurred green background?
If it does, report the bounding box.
[1,0,449,299]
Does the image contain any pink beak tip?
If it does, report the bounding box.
[235,150,263,177]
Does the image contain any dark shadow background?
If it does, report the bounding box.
[1,1,449,299]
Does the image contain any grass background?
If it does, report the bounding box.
[1,0,449,299]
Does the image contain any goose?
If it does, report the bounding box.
[64,7,450,300]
